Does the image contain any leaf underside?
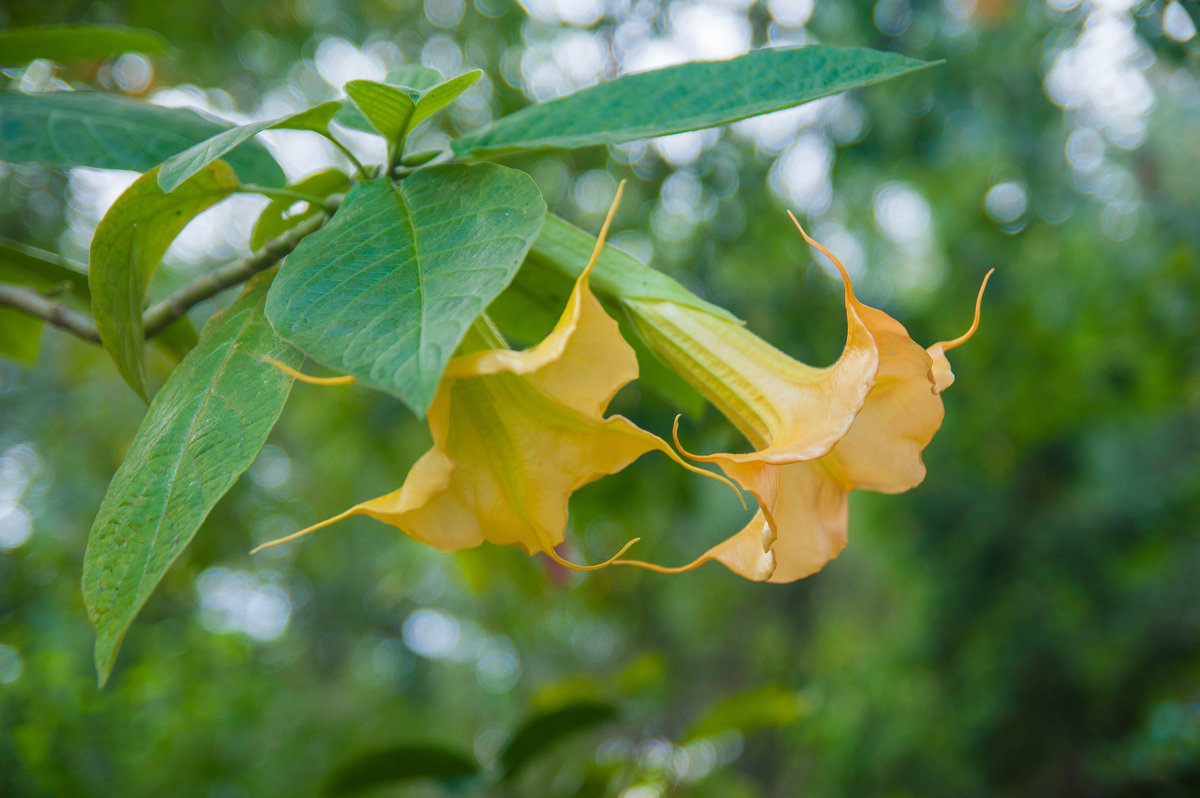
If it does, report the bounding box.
[82,275,301,686]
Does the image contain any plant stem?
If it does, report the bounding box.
[237,184,328,205]
[0,283,100,343]
[320,131,369,179]
[142,211,329,337]
[0,207,335,346]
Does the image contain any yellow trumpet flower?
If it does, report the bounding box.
[620,215,991,582]
[254,183,738,570]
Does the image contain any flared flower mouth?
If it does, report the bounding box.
[253,183,738,570]
[619,215,992,582]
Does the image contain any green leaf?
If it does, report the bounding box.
[684,685,809,742]
[499,701,618,781]
[266,165,545,415]
[453,46,935,157]
[250,169,350,251]
[157,102,340,193]
[385,65,444,90]
[0,309,43,363]
[0,25,169,65]
[0,92,284,185]
[407,70,482,133]
[322,744,479,796]
[89,162,239,399]
[344,80,418,147]
[82,275,302,686]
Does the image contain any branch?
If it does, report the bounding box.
[142,211,329,338]
[0,283,100,343]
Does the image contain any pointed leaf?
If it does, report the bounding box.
[343,80,418,146]
[83,275,301,685]
[407,70,482,133]
[157,102,340,193]
[322,745,479,796]
[266,165,545,415]
[0,25,168,65]
[0,92,284,184]
[90,162,239,399]
[385,65,444,90]
[499,701,618,781]
[250,169,350,251]
[453,46,935,157]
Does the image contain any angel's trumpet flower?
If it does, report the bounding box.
[620,216,991,582]
[254,183,738,570]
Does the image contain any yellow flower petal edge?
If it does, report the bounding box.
[253,182,741,570]
[618,216,991,582]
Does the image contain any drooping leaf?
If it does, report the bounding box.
[452,46,935,157]
[0,309,43,363]
[250,169,350,251]
[157,102,340,193]
[499,701,619,781]
[0,92,284,185]
[266,165,545,415]
[0,24,169,65]
[89,162,239,399]
[322,744,479,796]
[685,685,809,741]
[82,274,301,686]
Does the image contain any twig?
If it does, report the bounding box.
[0,204,337,345]
[142,211,329,337]
[0,283,100,343]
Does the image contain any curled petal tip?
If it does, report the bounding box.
[250,508,357,554]
[262,357,357,386]
[544,535,640,572]
[669,415,747,509]
[582,179,627,280]
[938,268,994,352]
[787,211,856,302]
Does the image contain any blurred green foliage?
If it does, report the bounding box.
[2,0,1199,796]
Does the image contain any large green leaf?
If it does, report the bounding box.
[157,102,340,193]
[453,46,934,157]
[266,165,545,415]
[499,701,618,781]
[322,744,479,796]
[0,25,169,65]
[0,92,284,185]
[89,163,239,399]
[82,275,301,686]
